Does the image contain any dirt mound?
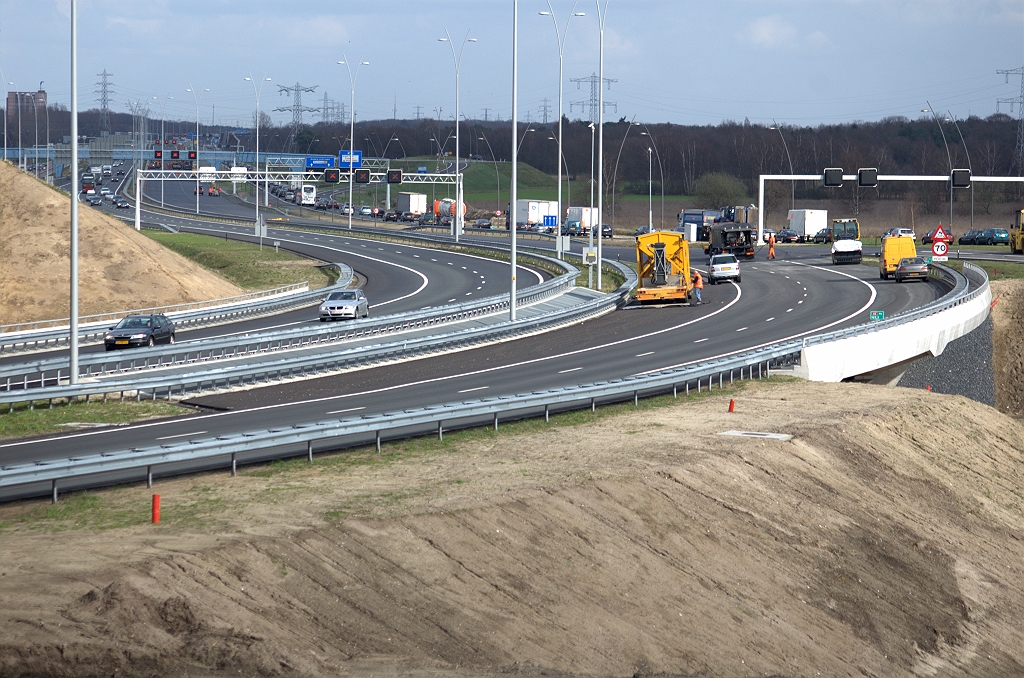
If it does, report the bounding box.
[0,162,242,325]
[1,381,1024,677]
[991,279,1024,417]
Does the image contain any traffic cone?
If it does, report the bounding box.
[728,399,735,413]
[925,385,932,392]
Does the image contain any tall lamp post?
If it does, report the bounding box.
[645,146,652,230]
[923,102,954,230]
[339,54,369,230]
[511,0,519,321]
[439,30,477,243]
[1,65,8,163]
[588,121,595,288]
[610,117,639,229]
[34,80,41,177]
[640,127,664,229]
[478,132,501,212]
[769,119,794,211]
[245,73,271,249]
[948,110,973,231]
[539,2,585,258]
[595,0,610,291]
[69,0,80,383]
[186,84,209,215]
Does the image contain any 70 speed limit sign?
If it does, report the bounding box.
[931,240,949,261]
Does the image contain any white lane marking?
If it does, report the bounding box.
[804,293,807,297]
[465,292,473,295]
[180,320,306,343]
[765,317,775,322]
[2,282,747,449]
[476,286,482,290]
[473,270,478,273]
[797,281,801,284]
[447,262,453,265]
[787,308,793,312]
[694,338,709,343]
[461,266,467,269]
[458,386,489,393]
[736,327,748,332]
[798,300,804,304]
[431,258,437,261]
[785,276,790,279]
[326,406,366,415]
[414,255,420,258]
[156,431,207,441]
[558,367,583,374]
[448,298,457,302]
[635,351,655,357]
[803,287,807,291]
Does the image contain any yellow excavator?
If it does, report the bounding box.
[1009,209,1024,254]
[635,231,693,303]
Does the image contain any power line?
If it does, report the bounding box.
[997,66,1024,175]
[481,107,490,122]
[414,105,423,120]
[274,82,319,139]
[570,72,617,123]
[95,69,114,133]
[539,97,551,124]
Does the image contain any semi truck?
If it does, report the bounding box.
[397,192,428,216]
[677,209,721,241]
[515,199,558,228]
[831,218,863,264]
[787,209,828,242]
[635,231,693,304]
[565,206,597,234]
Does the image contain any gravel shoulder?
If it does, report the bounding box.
[1,379,1023,678]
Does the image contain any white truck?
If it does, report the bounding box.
[565,206,597,234]
[787,209,828,242]
[515,199,558,229]
[397,192,427,216]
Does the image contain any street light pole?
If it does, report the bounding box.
[588,121,595,288]
[640,127,665,229]
[478,133,501,212]
[540,2,585,259]
[186,84,209,215]
[646,146,652,231]
[1,64,8,164]
[948,110,973,231]
[770,119,794,211]
[246,74,271,250]
[339,51,368,231]
[511,0,519,321]
[923,101,953,230]
[610,117,638,229]
[439,30,476,243]
[595,0,609,292]
[34,81,41,178]
[69,0,80,384]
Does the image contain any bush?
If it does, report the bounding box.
[694,173,748,208]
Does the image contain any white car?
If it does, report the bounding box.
[895,227,916,241]
[708,253,741,284]
[99,187,111,196]
[359,206,373,216]
[319,290,369,321]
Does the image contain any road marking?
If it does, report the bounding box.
[431,258,437,261]
[458,386,489,393]
[765,317,775,322]
[558,367,582,373]
[798,300,804,304]
[448,298,457,302]
[635,351,655,357]
[803,287,807,291]
[736,327,748,332]
[694,338,709,343]
[462,266,467,269]
[785,276,790,279]
[326,406,366,415]
[156,431,208,441]
[414,254,420,258]
[477,286,482,290]
[787,308,793,313]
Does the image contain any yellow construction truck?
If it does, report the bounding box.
[635,231,693,303]
[1010,209,1024,254]
[878,235,917,279]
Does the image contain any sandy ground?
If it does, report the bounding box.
[991,279,1024,418]
[1,379,1023,678]
[0,162,242,325]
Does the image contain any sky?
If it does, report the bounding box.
[1,0,1023,129]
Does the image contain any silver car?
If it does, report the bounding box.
[708,253,741,284]
[319,290,369,321]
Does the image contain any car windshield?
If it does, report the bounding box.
[902,258,926,265]
[115,316,152,329]
[327,292,357,301]
[713,255,738,265]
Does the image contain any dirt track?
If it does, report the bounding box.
[1,379,1023,677]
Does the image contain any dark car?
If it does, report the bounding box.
[115,198,131,209]
[384,211,399,222]
[402,211,417,222]
[562,220,582,236]
[86,195,104,206]
[104,314,175,351]
[958,229,983,245]
[895,257,929,283]
[977,228,1010,245]
[812,228,832,244]
[473,218,492,228]
[634,225,654,237]
[776,228,799,243]
[921,226,954,244]
[601,224,613,238]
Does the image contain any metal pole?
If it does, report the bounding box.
[948,111,973,231]
[647,146,652,230]
[588,122,595,288]
[339,55,368,231]
[1,65,7,164]
[69,0,79,384]
[596,0,608,292]
[134,173,140,230]
[511,0,519,321]
[771,119,794,211]
[440,31,475,243]
[641,126,665,229]
[925,101,953,231]
[34,83,39,178]
[610,118,637,230]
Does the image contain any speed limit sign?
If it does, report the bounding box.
[932,240,948,261]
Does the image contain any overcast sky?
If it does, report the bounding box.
[2,0,1023,129]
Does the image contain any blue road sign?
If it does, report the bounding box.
[417,166,428,174]
[544,215,557,227]
[338,150,363,169]
[234,129,251,135]
[305,155,336,170]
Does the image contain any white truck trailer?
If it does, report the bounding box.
[787,209,828,242]
[516,199,559,228]
[397,192,427,216]
[565,206,597,234]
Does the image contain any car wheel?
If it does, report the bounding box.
[736,276,741,283]
[148,336,155,347]
[168,333,175,345]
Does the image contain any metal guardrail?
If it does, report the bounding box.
[0,260,982,501]
[0,265,352,355]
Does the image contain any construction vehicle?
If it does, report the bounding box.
[1010,209,1024,254]
[704,222,756,260]
[635,231,693,304]
[830,218,863,264]
[878,235,917,279]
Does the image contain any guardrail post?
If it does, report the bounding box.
[591,398,595,412]
[51,479,58,504]
[758,363,762,379]
[147,466,153,489]
[375,432,381,454]
[634,392,638,407]
[720,373,723,389]
[231,453,237,477]
[767,363,771,379]
[545,405,550,423]
[308,441,314,463]
[730,370,734,385]
[438,421,443,441]
[697,379,701,393]
[673,384,677,398]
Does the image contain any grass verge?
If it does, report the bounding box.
[945,258,1024,280]
[0,398,189,441]
[144,231,336,290]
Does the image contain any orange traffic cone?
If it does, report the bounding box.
[728,399,735,413]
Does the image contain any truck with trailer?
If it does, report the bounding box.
[830,218,863,264]
[635,231,693,304]
[397,192,427,216]
[565,206,597,234]
[102,164,112,178]
[787,209,827,243]
[515,199,558,229]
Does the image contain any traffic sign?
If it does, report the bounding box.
[305,155,336,170]
[338,150,363,169]
[932,240,948,258]
[932,225,949,241]
[870,310,885,321]
[418,166,428,174]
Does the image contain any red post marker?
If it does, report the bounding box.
[728,399,735,413]
[925,385,932,392]
[152,494,160,524]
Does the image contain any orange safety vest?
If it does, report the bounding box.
[693,271,704,289]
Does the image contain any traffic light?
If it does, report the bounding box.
[823,168,844,188]
[188,150,197,160]
[951,169,971,188]
[387,169,403,184]
[154,150,163,160]
[324,168,340,184]
[857,168,877,188]
[354,169,370,184]
[171,150,180,160]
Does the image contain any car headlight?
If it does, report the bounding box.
[130,333,146,339]
[104,334,113,340]
[319,305,328,311]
